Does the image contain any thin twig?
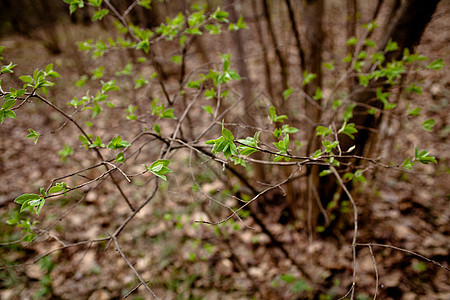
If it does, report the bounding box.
[196,165,300,225]
[112,235,158,299]
[104,161,131,183]
[0,238,110,270]
[331,166,358,300]
[368,245,379,300]
[356,243,450,272]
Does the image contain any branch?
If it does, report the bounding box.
[112,235,158,299]
[331,166,358,300]
[356,243,450,272]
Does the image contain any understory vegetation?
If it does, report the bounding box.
[0,0,448,299]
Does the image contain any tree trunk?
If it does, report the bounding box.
[317,0,440,222]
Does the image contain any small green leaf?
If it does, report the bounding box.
[153,123,161,135]
[2,99,16,110]
[385,39,398,52]
[93,9,109,21]
[147,159,172,181]
[346,37,358,46]
[26,129,40,144]
[422,119,435,132]
[316,126,332,137]
[323,61,334,70]
[302,71,317,86]
[222,126,234,141]
[14,194,41,205]
[281,274,296,284]
[320,169,332,177]
[339,123,358,139]
[427,58,444,70]
[407,107,421,116]
[202,105,213,114]
[19,75,33,84]
[115,152,125,163]
[313,87,323,100]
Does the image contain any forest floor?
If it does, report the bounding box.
[0,2,449,300]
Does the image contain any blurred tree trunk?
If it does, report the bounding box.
[301,0,325,231]
[316,0,440,227]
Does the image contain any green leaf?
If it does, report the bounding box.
[302,71,317,86]
[319,169,332,177]
[212,8,229,23]
[422,119,435,132]
[282,88,294,100]
[26,129,40,144]
[1,62,17,74]
[136,39,150,53]
[281,274,296,284]
[407,107,421,116]
[402,157,414,169]
[148,159,173,181]
[202,105,213,114]
[93,9,109,21]
[171,55,182,64]
[4,110,16,120]
[313,87,323,100]
[2,99,16,110]
[323,61,334,70]
[364,39,376,47]
[407,83,422,95]
[88,0,102,7]
[291,280,312,293]
[342,53,352,63]
[414,147,437,165]
[107,134,130,150]
[222,126,234,141]
[49,182,67,194]
[316,126,332,137]
[427,58,444,70]
[385,39,398,52]
[19,75,33,84]
[362,20,378,32]
[101,80,119,92]
[14,194,41,205]
[137,0,151,9]
[115,152,125,163]
[340,123,358,139]
[346,37,358,46]
[58,144,73,162]
[153,123,161,135]
[268,106,287,123]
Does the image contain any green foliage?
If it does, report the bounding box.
[0,4,444,297]
[268,106,287,123]
[402,147,437,169]
[422,119,435,132]
[58,144,73,162]
[14,193,45,215]
[152,98,176,119]
[48,182,68,195]
[427,58,444,70]
[338,122,358,139]
[146,159,173,181]
[302,70,316,85]
[316,126,332,137]
[205,123,238,160]
[274,124,299,138]
[63,0,84,14]
[26,129,40,144]
[107,135,131,150]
